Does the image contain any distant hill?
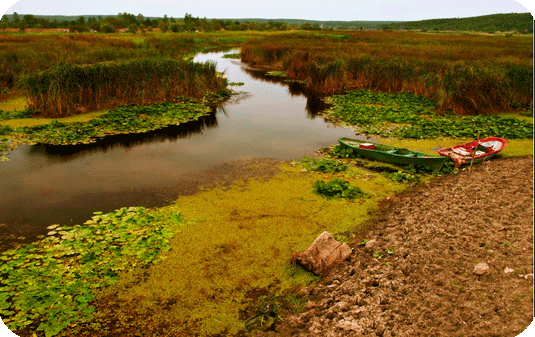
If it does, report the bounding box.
[2,12,532,33]
[387,13,533,34]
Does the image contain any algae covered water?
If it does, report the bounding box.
[0,50,357,245]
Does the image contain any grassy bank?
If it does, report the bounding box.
[240,30,533,114]
[2,29,532,117]
[1,98,214,145]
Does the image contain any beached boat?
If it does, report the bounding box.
[437,136,508,168]
[338,137,447,171]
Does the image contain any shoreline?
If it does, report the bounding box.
[262,155,534,336]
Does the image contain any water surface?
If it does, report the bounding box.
[0,51,359,245]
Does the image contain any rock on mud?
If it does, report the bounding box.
[473,262,490,275]
[292,231,352,275]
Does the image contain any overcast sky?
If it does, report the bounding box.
[0,0,532,21]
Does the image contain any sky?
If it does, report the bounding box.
[0,0,532,21]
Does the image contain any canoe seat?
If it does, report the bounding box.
[385,150,397,154]
[403,153,419,157]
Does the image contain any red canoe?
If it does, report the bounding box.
[437,137,508,168]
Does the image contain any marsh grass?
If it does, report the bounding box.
[0,34,143,89]
[21,58,225,117]
[0,31,257,92]
[240,31,533,114]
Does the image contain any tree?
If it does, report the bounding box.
[89,22,101,31]
[128,24,138,34]
[101,22,115,33]
[76,16,86,25]
[0,14,9,28]
[18,20,28,31]
[0,15,8,29]
[158,19,169,32]
[102,16,121,29]
[12,12,20,24]
[211,19,221,31]
[23,14,35,27]
[184,13,198,31]
[170,22,185,33]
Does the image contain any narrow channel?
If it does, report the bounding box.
[0,50,358,246]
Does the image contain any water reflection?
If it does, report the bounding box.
[242,66,330,119]
[27,108,219,161]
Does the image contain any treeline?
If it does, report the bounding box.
[0,12,326,32]
[2,12,533,33]
[225,18,398,30]
[385,13,533,34]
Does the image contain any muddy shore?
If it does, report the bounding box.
[260,156,534,337]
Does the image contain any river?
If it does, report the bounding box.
[0,50,358,247]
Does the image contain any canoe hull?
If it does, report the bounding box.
[338,138,447,171]
[437,137,508,168]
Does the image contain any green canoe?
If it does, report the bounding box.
[338,137,447,172]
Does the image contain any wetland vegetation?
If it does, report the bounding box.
[0,19,533,337]
[240,30,533,114]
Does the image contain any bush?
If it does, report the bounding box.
[313,178,368,199]
[100,23,115,33]
[69,25,89,33]
[298,157,348,173]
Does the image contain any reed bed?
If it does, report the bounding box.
[0,32,248,92]
[0,34,147,90]
[241,31,533,114]
[21,58,225,117]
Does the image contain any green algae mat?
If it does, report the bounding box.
[1,161,407,336]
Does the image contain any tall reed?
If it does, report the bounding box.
[0,34,145,89]
[241,31,533,114]
[21,58,225,117]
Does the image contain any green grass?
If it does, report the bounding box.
[324,90,533,140]
[0,98,214,163]
[0,161,411,336]
[222,53,241,59]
